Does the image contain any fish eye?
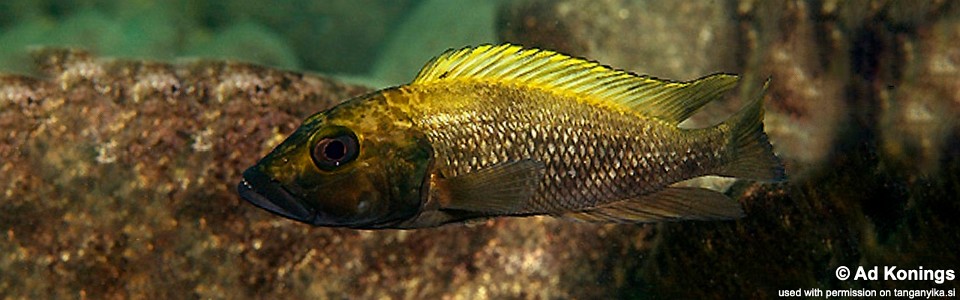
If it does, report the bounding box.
[311,130,359,171]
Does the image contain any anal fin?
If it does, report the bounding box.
[438,159,545,214]
[562,187,744,223]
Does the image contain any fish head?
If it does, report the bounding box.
[238,93,433,228]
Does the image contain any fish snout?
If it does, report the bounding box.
[238,167,318,224]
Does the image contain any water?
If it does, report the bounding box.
[1,0,958,298]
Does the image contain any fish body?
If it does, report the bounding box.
[238,44,786,229]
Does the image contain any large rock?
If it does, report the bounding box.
[0,1,419,75]
[880,15,960,176]
[370,0,500,86]
[499,0,738,81]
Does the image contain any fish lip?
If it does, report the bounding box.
[238,168,317,224]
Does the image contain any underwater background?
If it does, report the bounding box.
[1,0,958,298]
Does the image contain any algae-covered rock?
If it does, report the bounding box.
[371,0,500,86]
[186,0,420,74]
[184,21,302,69]
[0,1,420,76]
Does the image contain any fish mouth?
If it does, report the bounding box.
[238,167,317,224]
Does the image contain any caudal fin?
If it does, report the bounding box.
[716,81,787,182]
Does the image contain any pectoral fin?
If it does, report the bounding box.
[562,187,744,223]
[437,159,545,214]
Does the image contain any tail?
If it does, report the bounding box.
[716,80,787,182]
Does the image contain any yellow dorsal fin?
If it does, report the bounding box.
[412,44,739,123]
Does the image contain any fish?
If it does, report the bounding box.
[237,43,786,229]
